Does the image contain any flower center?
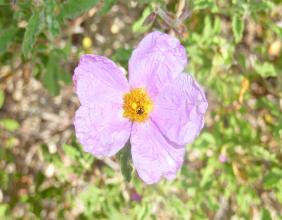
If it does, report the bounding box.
[122,88,153,122]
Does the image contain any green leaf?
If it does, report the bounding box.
[252,146,278,163]
[232,15,244,43]
[45,0,61,37]
[261,208,272,220]
[250,1,274,12]
[22,9,45,57]
[42,52,60,96]
[0,27,17,54]
[42,49,71,95]
[193,0,215,10]
[78,185,102,218]
[0,170,9,190]
[276,190,282,205]
[254,62,276,77]
[0,204,8,217]
[118,142,132,182]
[200,162,214,187]
[99,0,116,15]
[0,118,20,132]
[58,70,72,84]
[137,204,150,220]
[112,48,132,68]
[263,169,282,189]
[203,16,212,39]
[63,144,80,160]
[60,0,98,20]
[0,89,4,109]
[132,6,153,33]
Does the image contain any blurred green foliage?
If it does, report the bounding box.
[0,0,282,219]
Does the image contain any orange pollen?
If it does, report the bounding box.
[122,88,153,122]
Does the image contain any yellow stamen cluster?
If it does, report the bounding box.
[123,88,153,122]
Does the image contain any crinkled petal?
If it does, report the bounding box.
[128,31,187,98]
[73,55,129,106]
[130,120,185,184]
[151,73,208,146]
[74,105,131,157]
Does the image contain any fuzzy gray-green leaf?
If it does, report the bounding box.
[22,10,45,57]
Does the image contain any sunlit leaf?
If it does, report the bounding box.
[0,89,4,109]
[63,144,80,160]
[232,15,244,43]
[193,0,215,10]
[0,118,20,132]
[263,169,282,189]
[254,62,276,77]
[0,204,8,217]
[132,6,153,33]
[261,208,272,220]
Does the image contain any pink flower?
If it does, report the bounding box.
[73,31,208,184]
[130,188,142,202]
[219,153,228,163]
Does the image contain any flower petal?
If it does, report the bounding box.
[129,31,187,98]
[151,73,208,146]
[74,104,131,157]
[73,55,129,106]
[130,120,185,184]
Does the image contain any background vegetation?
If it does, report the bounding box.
[0,0,281,219]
